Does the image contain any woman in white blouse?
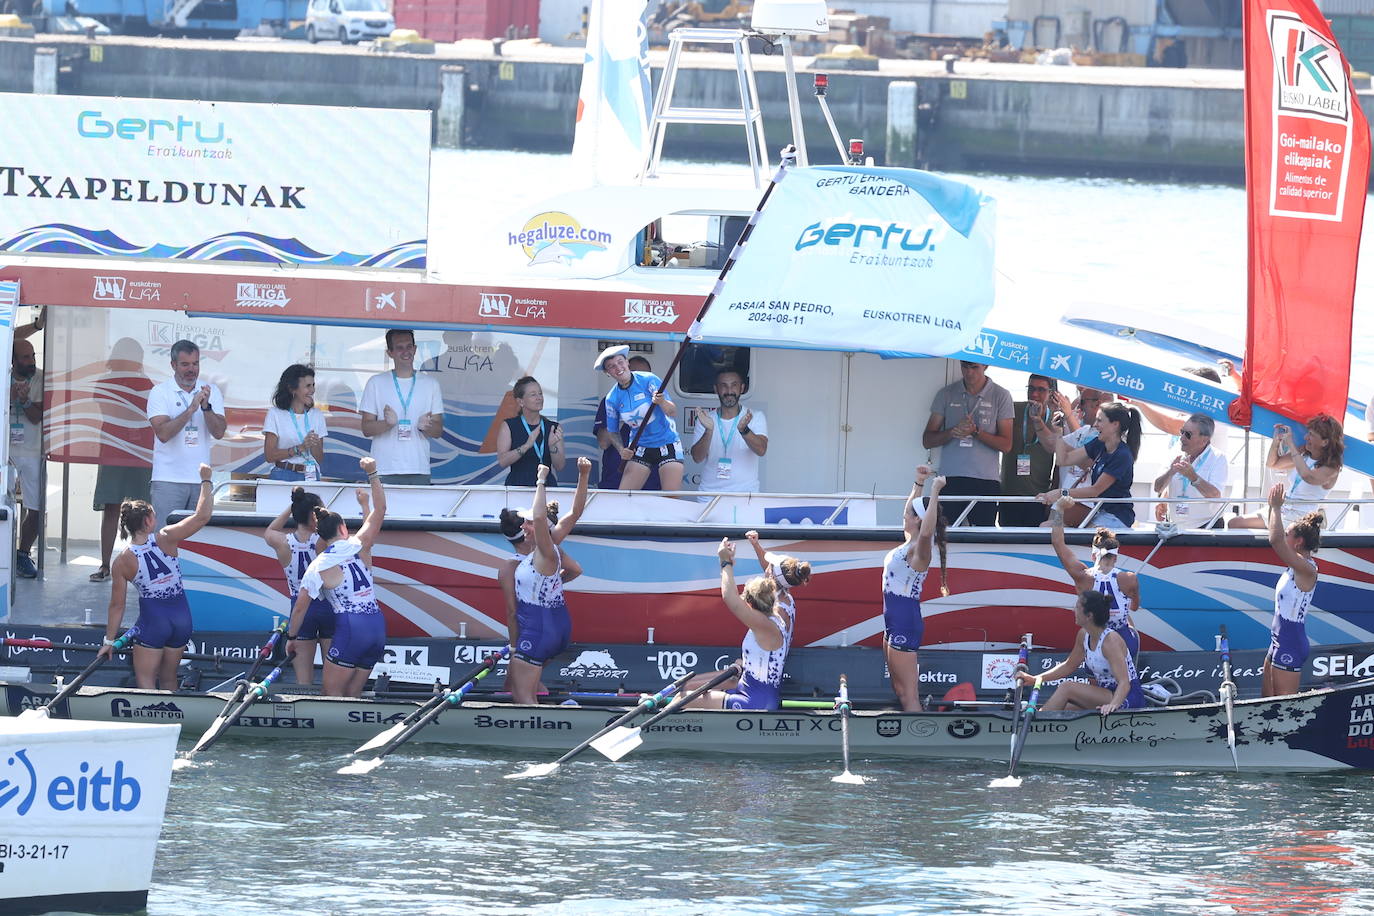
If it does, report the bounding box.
[264,364,328,481]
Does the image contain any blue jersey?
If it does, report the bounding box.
[604,372,679,449]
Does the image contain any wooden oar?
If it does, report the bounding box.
[591,665,740,762]
[1007,633,1031,754]
[831,673,865,785]
[175,653,296,768]
[16,630,134,720]
[989,676,1043,788]
[1218,624,1239,771]
[341,647,510,773]
[506,671,696,779]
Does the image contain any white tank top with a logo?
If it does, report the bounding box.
[128,535,185,600]
[284,531,320,599]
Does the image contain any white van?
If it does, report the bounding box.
[305,0,394,44]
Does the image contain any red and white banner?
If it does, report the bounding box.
[1234,0,1370,426]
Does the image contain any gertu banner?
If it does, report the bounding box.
[0,94,430,269]
[698,166,996,357]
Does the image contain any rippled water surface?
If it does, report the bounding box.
[144,739,1374,915]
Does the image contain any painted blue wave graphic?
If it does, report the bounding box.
[0,224,426,268]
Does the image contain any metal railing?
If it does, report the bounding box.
[208,479,1367,534]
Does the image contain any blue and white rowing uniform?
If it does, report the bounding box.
[723,603,793,711]
[882,544,926,652]
[127,535,193,650]
[284,531,335,641]
[1092,566,1140,660]
[603,371,681,450]
[1083,628,1145,710]
[1268,557,1317,673]
[301,538,386,670]
[513,546,571,666]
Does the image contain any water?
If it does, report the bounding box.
[149,740,1374,915]
[69,158,1374,914]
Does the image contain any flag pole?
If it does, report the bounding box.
[623,146,797,454]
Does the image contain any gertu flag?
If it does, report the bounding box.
[1232,0,1370,427]
[696,166,995,357]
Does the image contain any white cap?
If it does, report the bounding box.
[593,344,630,371]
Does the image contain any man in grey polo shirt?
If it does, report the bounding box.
[922,360,1013,526]
[147,340,226,526]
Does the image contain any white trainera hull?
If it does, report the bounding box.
[5,679,1374,771]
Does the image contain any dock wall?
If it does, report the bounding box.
[1,36,1370,181]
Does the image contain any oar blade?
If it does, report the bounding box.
[988,774,1023,789]
[589,725,643,762]
[832,770,866,786]
[337,756,386,776]
[17,708,49,721]
[352,718,414,756]
[191,714,234,754]
[505,761,560,780]
[170,756,198,772]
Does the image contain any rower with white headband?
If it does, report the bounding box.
[1048,497,1141,660]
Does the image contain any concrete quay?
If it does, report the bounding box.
[2,33,1372,182]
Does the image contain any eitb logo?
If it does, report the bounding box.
[1268,12,1350,122]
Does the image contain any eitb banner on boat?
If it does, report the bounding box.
[697,166,995,356]
[0,93,430,269]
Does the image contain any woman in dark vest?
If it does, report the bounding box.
[495,376,566,487]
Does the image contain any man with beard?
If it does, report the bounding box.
[147,339,226,527]
[691,369,768,493]
[10,339,43,577]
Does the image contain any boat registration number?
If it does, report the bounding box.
[0,843,69,860]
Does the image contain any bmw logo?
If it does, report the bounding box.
[946,718,981,739]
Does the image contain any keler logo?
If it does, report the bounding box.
[875,717,902,738]
[947,718,981,739]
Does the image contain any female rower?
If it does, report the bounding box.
[287,456,387,698]
[883,469,949,712]
[499,459,591,704]
[595,344,685,492]
[1262,483,1322,697]
[1038,400,1143,530]
[1015,590,1145,715]
[98,462,214,689]
[264,487,333,686]
[1230,414,1343,529]
[263,363,327,482]
[678,537,790,711]
[1048,502,1140,661]
[495,376,566,487]
[743,529,812,616]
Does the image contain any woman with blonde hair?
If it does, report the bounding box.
[678,538,793,711]
[883,467,949,712]
[1262,484,1323,697]
[1230,413,1343,529]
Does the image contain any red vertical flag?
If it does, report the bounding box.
[1233,0,1370,427]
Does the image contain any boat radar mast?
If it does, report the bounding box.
[751,0,829,168]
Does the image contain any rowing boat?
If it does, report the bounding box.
[7,625,1373,701]
[7,678,1374,772]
